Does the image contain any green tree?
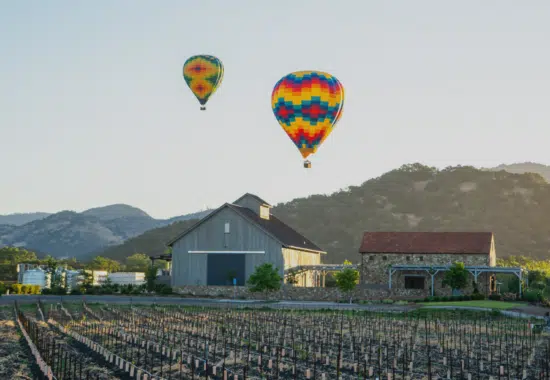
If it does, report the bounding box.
[125,253,151,272]
[58,257,84,270]
[145,265,158,292]
[42,256,64,289]
[88,256,121,273]
[247,263,283,296]
[0,246,39,281]
[442,262,469,293]
[80,269,93,288]
[334,260,359,304]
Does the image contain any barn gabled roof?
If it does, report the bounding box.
[233,193,272,207]
[358,231,493,255]
[166,197,324,253]
[227,204,324,253]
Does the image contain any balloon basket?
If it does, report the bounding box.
[303,160,311,169]
[200,106,206,111]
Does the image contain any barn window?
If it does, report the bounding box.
[419,256,424,261]
[369,256,374,261]
[406,256,411,261]
[382,256,387,261]
[404,276,425,290]
[224,222,230,248]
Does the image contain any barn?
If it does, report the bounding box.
[167,193,326,287]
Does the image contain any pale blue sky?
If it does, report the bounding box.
[1,1,549,218]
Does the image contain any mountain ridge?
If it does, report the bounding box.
[99,162,550,263]
[485,162,550,182]
[0,204,211,259]
[4,162,550,261]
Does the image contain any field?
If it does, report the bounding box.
[2,301,550,379]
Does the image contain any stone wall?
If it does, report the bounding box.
[361,252,493,296]
[174,285,427,301]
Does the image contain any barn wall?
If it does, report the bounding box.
[171,206,283,286]
[282,247,322,287]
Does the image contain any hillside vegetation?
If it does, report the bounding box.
[101,163,550,263]
[100,219,199,261]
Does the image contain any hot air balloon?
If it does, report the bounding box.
[271,71,344,168]
[183,55,224,110]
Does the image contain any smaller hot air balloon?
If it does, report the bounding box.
[183,55,224,111]
[271,70,345,168]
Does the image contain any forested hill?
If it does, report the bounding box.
[100,163,550,263]
[273,163,550,263]
[99,219,199,261]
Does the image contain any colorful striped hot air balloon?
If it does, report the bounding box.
[183,55,224,110]
[271,71,345,168]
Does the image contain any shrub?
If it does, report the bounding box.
[0,282,6,295]
[11,284,23,294]
[471,293,486,301]
[381,299,394,304]
[160,286,173,295]
[463,295,472,301]
[50,286,67,295]
[41,288,52,295]
[98,287,113,295]
[488,294,502,301]
[85,287,98,295]
[524,289,542,303]
[433,296,441,302]
[70,288,82,295]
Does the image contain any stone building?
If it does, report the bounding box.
[359,232,497,296]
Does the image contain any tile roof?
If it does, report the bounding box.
[228,204,324,253]
[359,232,493,255]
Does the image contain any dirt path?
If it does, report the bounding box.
[0,311,35,380]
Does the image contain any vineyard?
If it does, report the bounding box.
[2,302,550,379]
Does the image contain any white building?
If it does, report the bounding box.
[65,270,82,290]
[108,272,145,286]
[17,263,46,283]
[86,270,108,286]
[21,268,48,289]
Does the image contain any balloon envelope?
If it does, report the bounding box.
[271,71,344,159]
[183,55,224,108]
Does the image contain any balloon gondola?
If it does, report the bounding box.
[271,70,344,168]
[183,55,224,111]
